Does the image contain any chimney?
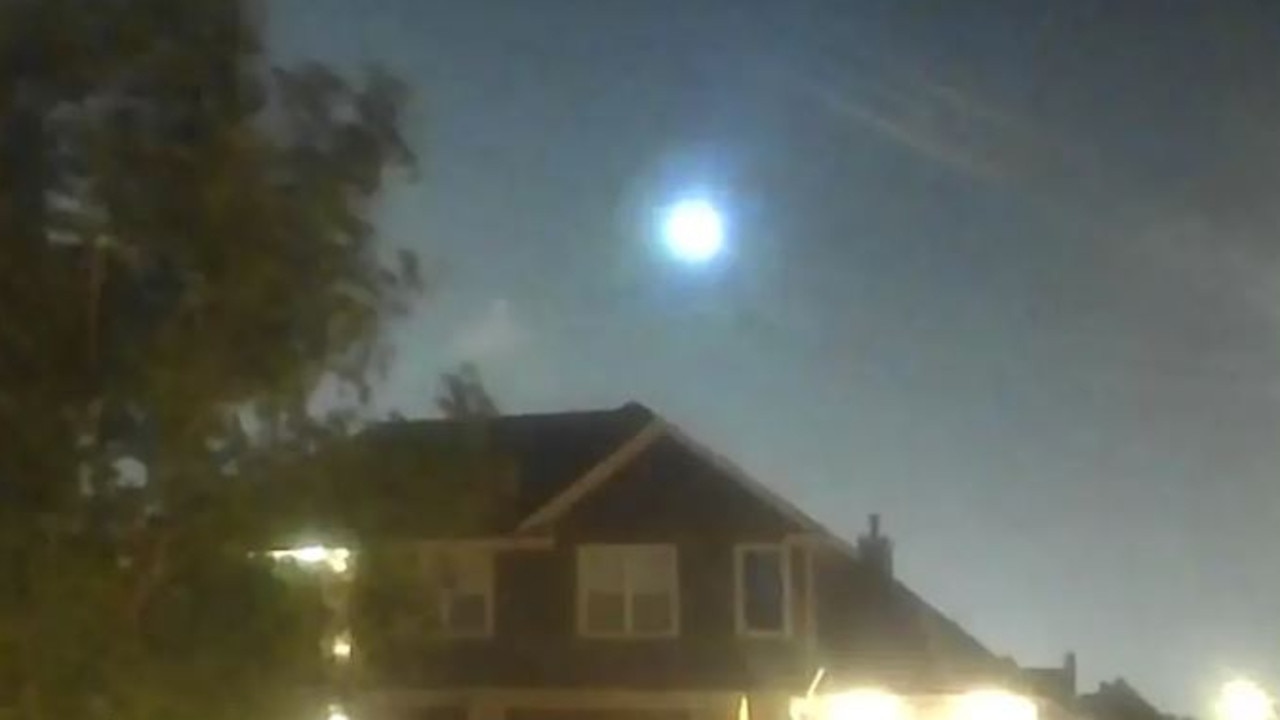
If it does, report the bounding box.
[856,513,894,578]
[1063,652,1078,695]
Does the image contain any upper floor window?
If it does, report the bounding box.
[577,544,679,638]
[735,544,791,636]
[421,546,494,637]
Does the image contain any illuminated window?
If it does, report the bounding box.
[422,547,493,637]
[735,544,790,635]
[577,544,678,637]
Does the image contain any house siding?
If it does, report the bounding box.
[365,437,814,691]
[358,430,1012,706]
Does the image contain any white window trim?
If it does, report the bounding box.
[734,543,793,638]
[576,543,680,639]
[436,585,494,638]
[427,549,495,639]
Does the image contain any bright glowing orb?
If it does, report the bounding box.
[661,198,725,263]
[1217,680,1274,720]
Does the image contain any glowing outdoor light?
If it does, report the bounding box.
[951,690,1037,720]
[825,689,905,720]
[330,632,353,662]
[325,704,351,720]
[267,545,352,575]
[291,545,330,563]
[1216,680,1274,720]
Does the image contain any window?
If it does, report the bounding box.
[421,547,494,637]
[577,544,679,637]
[735,544,791,636]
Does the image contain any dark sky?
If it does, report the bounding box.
[272,1,1280,710]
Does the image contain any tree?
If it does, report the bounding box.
[0,1,422,718]
[437,362,500,419]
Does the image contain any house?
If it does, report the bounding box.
[1078,679,1175,720]
[287,402,1075,720]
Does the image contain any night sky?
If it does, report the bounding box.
[271,1,1280,710]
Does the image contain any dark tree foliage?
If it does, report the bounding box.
[0,1,424,718]
[437,362,500,420]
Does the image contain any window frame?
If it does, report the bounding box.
[425,547,495,639]
[733,542,793,638]
[576,543,680,639]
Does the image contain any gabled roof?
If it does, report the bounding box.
[347,400,830,538]
[344,400,1011,689]
[515,410,829,535]
[352,401,654,530]
[500,407,1001,676]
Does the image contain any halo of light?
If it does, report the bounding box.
[1217,680,1274,720]
[330,632,353,662]
[951,690,1037,720]
[824,689,905,720]
[660,198,725,264]
[266,545,352,575]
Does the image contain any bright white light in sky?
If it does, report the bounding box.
[661,198,725,264]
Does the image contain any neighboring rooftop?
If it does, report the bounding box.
[1081,678,1171,720]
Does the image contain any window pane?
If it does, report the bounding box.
[584,591,626,634]
[627,546,675,593]
[631,591,674,635]
[741,548,785,632]
[442,549,492,593]
[580,547,626,592]
[446,593,488,634]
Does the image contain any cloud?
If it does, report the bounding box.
[774,53,1086,188]
[446,298,526,363]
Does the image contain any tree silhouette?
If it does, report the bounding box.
[436,362,500,419]
[0,1,422,718]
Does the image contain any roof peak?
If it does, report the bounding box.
[375,400,652,427]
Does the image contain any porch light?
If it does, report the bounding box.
[330,631,353,662]
[267,545,352,574]
[826,689,905,720]
[951,690,1037,720]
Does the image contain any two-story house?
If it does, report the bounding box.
[299,402,1059,720]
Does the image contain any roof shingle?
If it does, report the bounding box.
[347,401,654,535]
